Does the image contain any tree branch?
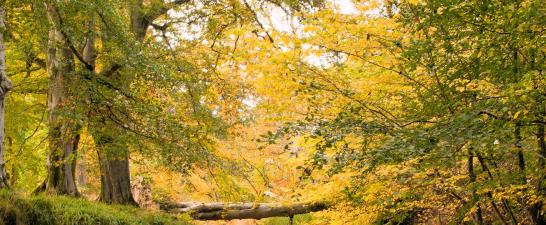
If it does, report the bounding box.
[242,0,275,44]
[146,0,191,23]
[47,3,94,72]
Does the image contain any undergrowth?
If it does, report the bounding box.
[0,190,191,225]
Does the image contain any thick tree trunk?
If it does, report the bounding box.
[97,142,136,205]
[162,202,328,220]
[90,114,136,204]
[91,119,135,204]
[0,2,12,189]
[43,4,79,196]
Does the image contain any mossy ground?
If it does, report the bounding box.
[0,190,191,225]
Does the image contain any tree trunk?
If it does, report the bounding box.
[515,122,527,184]
[0,2,12,189]
[129,0,149,41]
[96,139,136,205]
[43,3,79,196]
[530,119,546,224]
[468,148,484,225]
[89,108,136,204]
[476,153,509,225]
[162,202,328,220]
[514,121,545,224]
[91,118,135,204]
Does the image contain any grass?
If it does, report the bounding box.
[0,190,192,225]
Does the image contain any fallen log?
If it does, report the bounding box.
[161,201,328,220]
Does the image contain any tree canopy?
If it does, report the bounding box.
[0,0,544,224]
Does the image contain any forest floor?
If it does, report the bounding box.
[0,190,191,225]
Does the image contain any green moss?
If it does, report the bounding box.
[0,190,191,225]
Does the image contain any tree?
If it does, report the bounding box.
[6,0,543,223]
[253,0,545,223]
[85,0,323,205]
[0,0,13,189]
[87,0,193,205]
[42,2,80,196]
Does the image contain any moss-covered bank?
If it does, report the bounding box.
[0,191,191,225]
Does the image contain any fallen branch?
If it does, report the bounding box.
[161,201,328,220]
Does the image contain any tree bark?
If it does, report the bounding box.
[43,3,79,196]
[95,136,136,204]
[0,2,12,189]
[162,202,328,220]
[89,112,136,204]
